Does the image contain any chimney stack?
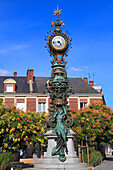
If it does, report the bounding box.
[27,69,34,82]
[14,71,17,76]
[89,80,93,86]
[84,77,88,83]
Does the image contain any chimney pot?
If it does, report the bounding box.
[14,72,17,76]
[84,77,88,83]
[89,80,93,86]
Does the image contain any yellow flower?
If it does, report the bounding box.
[18,138,20,141]
[2,121,5,125]
[37,138,44,143]
[24,126,27,130]
[3,150,6,152]
[6,128,9,132]
[12,117,15,121]
[41,127,44,133]
[22,131,25,136]
[1,129,4,133]
[13,138,17,142]
[10,128,14,133]
[41,143,45,146]
[4,143,8,148]
[17,123,21,129]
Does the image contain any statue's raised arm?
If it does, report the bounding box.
[54,111,58,118]
[60,106,66,117]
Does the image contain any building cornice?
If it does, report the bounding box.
[0,93,103,98]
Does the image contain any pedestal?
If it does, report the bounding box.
[33,130,92,170]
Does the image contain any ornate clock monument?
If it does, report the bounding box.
[45,6,73,162]
[34,7,92,170]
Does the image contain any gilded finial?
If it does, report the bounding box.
[52,6,65,30]
[54,6,62,17]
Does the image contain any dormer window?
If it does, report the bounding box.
[4,79,16,93]
[6,84,14,92]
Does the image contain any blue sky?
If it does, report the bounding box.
[0,0,113,108]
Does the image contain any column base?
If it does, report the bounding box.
[32,130,92,170]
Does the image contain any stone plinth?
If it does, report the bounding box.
[33,130,92,170]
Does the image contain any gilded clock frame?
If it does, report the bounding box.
[49,34,68,51]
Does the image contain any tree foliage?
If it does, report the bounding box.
[0,105,47,151]
[72,102,113,145]
[0,152,14,170]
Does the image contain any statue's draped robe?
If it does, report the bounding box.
[52,112,68,162]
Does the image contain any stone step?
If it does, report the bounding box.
[34,163,92,170]
[20,158,43,164]
[20,158,33,164]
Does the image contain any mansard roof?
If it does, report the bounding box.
[0,76,29,93]
[0,76,99,94]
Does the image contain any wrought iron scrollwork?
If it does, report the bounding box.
[46,116,56,128]
[64,116,74,128]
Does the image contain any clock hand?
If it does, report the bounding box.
[57,41,62,45]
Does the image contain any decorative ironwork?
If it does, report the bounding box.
[45,7,74,162]
[45,6,72,57]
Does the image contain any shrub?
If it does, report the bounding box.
[0,105,47,150]
[89,150,103,166]
[72,102,113,146]
[0,152,14,170]
[80,147,103,167]
[81,147,94,163]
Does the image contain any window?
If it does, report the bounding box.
[6,84,14,92]
[38,102,46,112]
[16,102,25,112]
[80,102,87,109]
[4,78,16,93]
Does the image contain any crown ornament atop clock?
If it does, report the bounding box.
[45,6,72,57]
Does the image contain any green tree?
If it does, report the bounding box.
[72,102,113,146]
[0,105,47,151]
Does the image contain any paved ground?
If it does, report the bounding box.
[93,156,113,170]
[21,157,113,170]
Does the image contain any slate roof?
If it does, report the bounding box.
[0,76,29,93]
[0,76,99,94]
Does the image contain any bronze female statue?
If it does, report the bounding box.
[52,106,69,162]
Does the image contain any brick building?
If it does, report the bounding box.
[0,69,105,113]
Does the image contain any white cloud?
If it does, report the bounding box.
[83,66,88,69]
[0,44,30,54]
[70,67,83,71]
[0,69,10,76]
[11,45,30,50]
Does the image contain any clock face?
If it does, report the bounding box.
[51,35,66,50]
